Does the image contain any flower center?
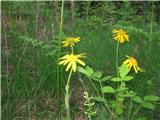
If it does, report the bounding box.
[119,30,126,36]
[69,54,77,62]
[130,58,137,65]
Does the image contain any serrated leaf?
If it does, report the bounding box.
[144,95,160,102]
[101,76,113,82]
[101,86,115,93]
[132,96,143,103]
[123,76,133,81]
[111,77,123,82]
[94,96,106,103]
[119,64,130,78]
[141,102,155,110]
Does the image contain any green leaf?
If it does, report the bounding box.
[119,64,130,78]
[144,95,160,102]
[101,86,115,93]
[132,96,143,103]
[91,77,100,82]
[111,77,123,82]
[115,107,123,115]
[77,66,94,77]
[77,66,87,75]
[141,102,155,110]
[85,66,94,76]
[122,76,133,81]
[101,76,113,82]
[124,91,136,97]
[94,96,106,103]
[116,87,128,92]
[91,71,102,79]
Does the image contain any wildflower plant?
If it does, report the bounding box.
[59,37,85,120]
[77,28,160,120]
[112,28,129,77]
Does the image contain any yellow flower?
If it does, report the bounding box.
[112,29,129,43]
[123,55,142,73]
[62,37,80,47]
[59,53,85,72]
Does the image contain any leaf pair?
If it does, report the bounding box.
[132,95,160,110]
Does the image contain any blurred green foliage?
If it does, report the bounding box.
[1,1,160,120]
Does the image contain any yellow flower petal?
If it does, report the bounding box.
[66,62,72,71]
[62,37,80,47]
[123,55,142,73]
[59,53,85,72]
[72,62,77,72]
[112,29,129,44]
[76,59,85,66]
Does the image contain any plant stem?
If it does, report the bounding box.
[99,81,104,98]
[127,98,133,119]
[88,77,100,96]
[65,69,73,120]
[99,81,115,119]
[116,42,119,77]
[130,105,141,120]
[71,46,74,54]
[57,0,64,117]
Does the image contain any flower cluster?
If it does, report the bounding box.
[84,91,96,119]
[59,37,85,72]
[112,29,129,43]
[62,37,80,47]
[113,28,142,73]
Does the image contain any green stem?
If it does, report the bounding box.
[78,74,86,90]
[130,105,141,120]
[116,42,119,77]
[104,103,115,119]
[128,98,133,119]
[65,69,73,120]
[88,77,100,96]
[99,79,114,118]
[99,81,104,98]
[71,46,74,54]
[57,0,64,116]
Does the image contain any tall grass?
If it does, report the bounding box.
[1,1,160,120]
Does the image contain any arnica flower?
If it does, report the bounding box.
[123,55,142,73]
[62,37,80,47]
[112,29,129,43]
[59,53,85,72]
